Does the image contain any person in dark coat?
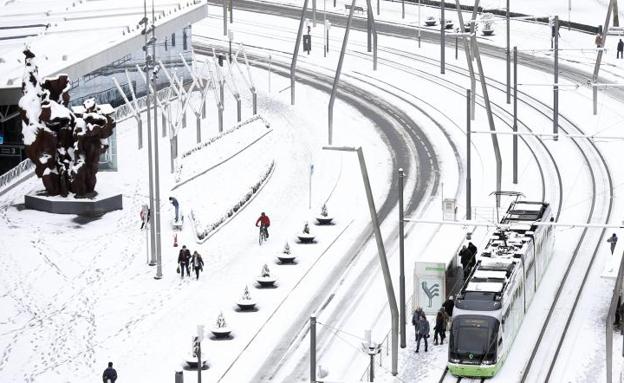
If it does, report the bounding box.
[411,308,424,341]
[468,242,477,257]
[607,233,618,254]
[191,251,204,280]
[442,296,454,317]
[415,315,430,352]
[434,309,448,345]
[178,245,191,278]
[618,39,624,59]
[102,362,117,383]
[169,196,180,222]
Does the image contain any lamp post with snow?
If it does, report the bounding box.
[322,145,398,376]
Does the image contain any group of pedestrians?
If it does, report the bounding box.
[177,245,204,279]
[412,297,455,353]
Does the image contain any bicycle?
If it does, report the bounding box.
[258,225,268,245]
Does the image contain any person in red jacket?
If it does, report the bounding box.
[255,212,271,239]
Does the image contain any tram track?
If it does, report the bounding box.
[195,6,613,380]
[345,42,614,382]
[193,40,446,382]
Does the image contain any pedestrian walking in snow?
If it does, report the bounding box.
[169,196,180,222]
[607,233,618,254]
[618,39,624,59]
[415,315,430,353]
[191,251,204,279]
[411,309,423,341]
[102,362,117,383]
[433,309,448,345]
[178,245,191,278]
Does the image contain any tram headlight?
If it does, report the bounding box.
[450,358,460,363]
[482,360,493,365]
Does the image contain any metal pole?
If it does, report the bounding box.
[367,8,372,53]
[229,0,233,23]
[455,35,458,59]
[513,46,518,184]
[313,0,316,26]
[236,97,241,122]
[197,341,202,383]
[253,92,257,115]
[402,0,405,18]
[454,0,476,120]
[328,0,356,145]
[366,3,378,70]
[356,147,398,375]
[593,0,616,115]
[377,0,379,15]
[506,0,511,104]
[310,314,317,383]
[291,0,310,105]
[152,3,160,141]
[144,0,156,267]
[152,0,162,280]
[398,168,406,348]
[554,15,559,141]
[441,0,445,74]
[466,89,471,220]
[468,0,502,207]
[418,0,421,48]
[196,116,201,143]
[223,0,227,36]
[218,106,224,132]
[170,136,175,174]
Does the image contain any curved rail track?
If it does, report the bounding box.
[193,7,614,380]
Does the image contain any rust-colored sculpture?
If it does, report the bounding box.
[18,49,116,197]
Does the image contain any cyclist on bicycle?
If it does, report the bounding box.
[256,212,271,239]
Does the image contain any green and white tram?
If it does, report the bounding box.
[448,201,554,378]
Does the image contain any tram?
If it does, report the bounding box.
[447,201,554,378]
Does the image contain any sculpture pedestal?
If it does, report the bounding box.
[25,190,122,215]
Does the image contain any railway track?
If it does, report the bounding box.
[194,5,614,380]
[439,367,486,383]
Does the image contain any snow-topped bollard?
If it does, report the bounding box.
[315,204,334,225]
[236,286,257,311]
[256,264,277,287]
[210,312,232,339]
[297,222,316,243]
[277,242,296,264]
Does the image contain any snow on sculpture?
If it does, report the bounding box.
[18,49,116,197]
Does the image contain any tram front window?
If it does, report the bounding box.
[450,315,499,364]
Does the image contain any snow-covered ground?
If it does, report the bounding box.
[2,0,624,382]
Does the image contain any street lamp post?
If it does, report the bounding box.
[322,146,399,376]
[150,0,163,280]
[398,168,406,348]
[142,0,156,267]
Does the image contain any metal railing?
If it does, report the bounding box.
[0,159,35,192]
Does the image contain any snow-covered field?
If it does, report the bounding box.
[2,0,624,382]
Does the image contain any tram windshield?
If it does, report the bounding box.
[449,315,499,364]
